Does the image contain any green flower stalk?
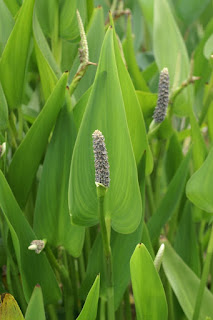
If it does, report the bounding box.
[92,130,110,188]
[92,130,114,320]
[153,67,170,123]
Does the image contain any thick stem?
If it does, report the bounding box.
[124,287,132,320]
[97,187,115,320]
[192,224,213,320]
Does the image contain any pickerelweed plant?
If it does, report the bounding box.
[0,1,213,320]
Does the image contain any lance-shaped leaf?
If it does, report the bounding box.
[34,103,85,257]
[25,285,45,320]
[0,293,25,320]
[130,243,168,320]
[0,171,61,304]
[8,72,68,209]
[0,83,8,130]
[33,12,60,101]
[163,240,213,320]
[0,0,35,109]
[69,28,142,234]
[148,151,191,242]
[186,146,213,213]
[76,275,100,320]
[153,0,192,116]
[111,20,153,172]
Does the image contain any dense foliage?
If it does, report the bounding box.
[0,0,213,319]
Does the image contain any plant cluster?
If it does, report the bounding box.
[0,0,213,320]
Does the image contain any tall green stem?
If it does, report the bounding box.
[97,186,115,320]
[192,224,213,320]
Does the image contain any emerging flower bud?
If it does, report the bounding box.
[92,130,110,188]
[76,10,89,65]
[153,68,169,123]
[0,142,6,158]
[28,240,45,254]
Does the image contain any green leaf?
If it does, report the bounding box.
[33,12,61,101]
[136,90,158,123]
[8,72,68,209]
[112,22,153,171]
[204,34,213,59]
[130,243,168,320]
[122,15,149,92]
[194,19,213,94]
[25,285,46,320]
[0,82,8,130]
[174,201,201,276]
[2,0,20,17]
[163,240,213,320]
[73,86,92,130]
[153,0,192,116]
[0,0,35,109]
[189,112,207,170]
[186,146,213,213]
[76,275,100,320]
[0,293,25,320]
[69,28,142,234]
[172,0,211,25]
[0,0,14,55]
[0,171,61,304]
[59,0,78,40]
[68,6,105,101]
[81,223,143,310]
[34,103,85,257]
[147,151,191,241]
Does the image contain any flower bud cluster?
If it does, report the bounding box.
[92,130,110,188]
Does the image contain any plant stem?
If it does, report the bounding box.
[100,298,106,320]
[192,224,213,320]
[47,305,58,320]
[51,0,61,65]
[45,245,74,319]
[97,186,115,320]
[145,176,156,217]
[124,287,132,320]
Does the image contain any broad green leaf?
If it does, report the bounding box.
[204,34,213,59]
[112,22,153,171]
[189,112,207,170]
[33,12,61,101]
[0,83,8,130]
[153,0,192,116]
[164,133,183,183]
[59,0,78,40]
[172,0,211,25]
[8,72,68,209]
[147,151,191,241]
[73,86,92,130]
[0,0,14,55]
[68,6,105,101]
[136,90,158,122]
[122,15,149,92]
[186,146,213,213]
[69,28,142,234]
[0,171,61,304]
[0,293,24,320]
[34,103,85,257]
[35,0,57,38]
[76,275,100,320]
[163,240,213,320]
[25,285,45,320]
[2,0,20,16]
[137,0,154,38]
[174,201,200,276]
[194,19,213,92]
[130,243,168,320]
[0,0,35,109]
